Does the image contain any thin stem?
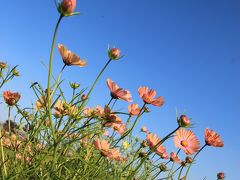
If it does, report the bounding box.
[0,129,7,178]
[107,97,113,106]
[178,166,184,180]
[185,144,207,179]
[128,126,180,180]
[113,104,146,147]
[79,58,112,109]
[8,107,11,134]
[46,14,63,143]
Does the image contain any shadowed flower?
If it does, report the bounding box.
[54,100,67,117]
[138,86,164,107]
[204,128,224,147]
[3,91,21,106]
[112,123,126,135]
[94,138,110,157]
[58,44,87,67]
[174,128,200,155]
[128,104,141,116]
[58,0,76,16]
[35,96,47,110]
[170,152,182,164]
[107,78,132,102]
[108,148,123,161]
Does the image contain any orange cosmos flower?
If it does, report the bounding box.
[146,133,167,158]
[106,78,132,102]
[54,100,67,117]
[58,44,87,67]
[94,138,110,157]
[128,104,141,116]
[112,123,126,135]
[3,91,21,106]
[174,128,200,155]
[204,128,224,147]
[138,86,164,107]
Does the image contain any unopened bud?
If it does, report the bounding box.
[159,163,167,172]
[217,172,225,180]
[185,156,193,164]
[0,62,7,69]
[108,48,120,60]
[178,115,190,127]
[139,152,147,158]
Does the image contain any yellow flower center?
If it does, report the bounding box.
[181,140,188,147]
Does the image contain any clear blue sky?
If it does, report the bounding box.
[0,0,239,179]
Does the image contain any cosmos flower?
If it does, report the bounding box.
[174,128,200,155]
[204,128,224,147]
[3,91,21,106]
[138,86,164,107]
[128,104,141,116]
[106,78,132,102]
[170,152,182,164]
[58,44,87,67]
[146,133,167,158]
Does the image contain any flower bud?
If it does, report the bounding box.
[12,69,20,76]
[58,0,76,16]
[81,94,88,101]
[217,172,225,180]
[139,152,147,158]
[159,163,167,172]
[178,115,190,127]
[0,62,7,69]
[141,140,148,148]
[185,156,193,164]
[144,106,151,113]
[141,126,148,133]
[70,82,80,89]
[108,48,120,60]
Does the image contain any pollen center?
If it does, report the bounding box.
[181,140,188,147]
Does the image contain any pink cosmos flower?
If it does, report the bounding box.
[174,128,200,155]
[106,78,132,102]
[204,128,224,147]
[138,86,164,107]
[217,172,225,179]
[170,152,182,164]
[128,104,141,116]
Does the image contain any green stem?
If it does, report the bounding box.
[46,14,63,143]
[113,104,146,147]
[185,144,207,179]
[0,129,7,178]
[79,58,112,109]
[46,14,63,171]
[178,166,184,180]
[128,126,180,180]
[8,107,11,134]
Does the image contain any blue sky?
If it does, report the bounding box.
[0,0,239,179]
